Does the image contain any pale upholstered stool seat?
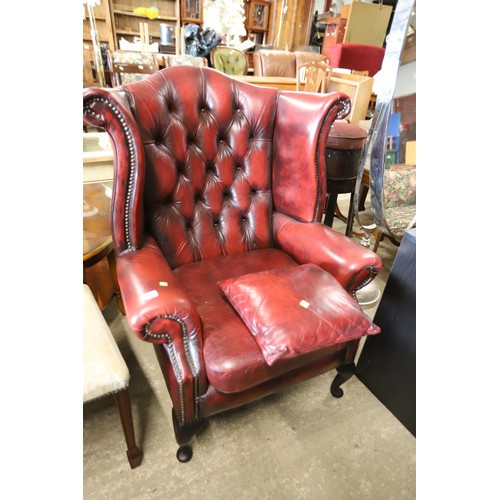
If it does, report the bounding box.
[83,284,142,468]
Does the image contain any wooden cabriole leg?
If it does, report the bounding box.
[330,339,359,398]
[171,408,208,463]
[114,388,142,468]
[330,361,356,398]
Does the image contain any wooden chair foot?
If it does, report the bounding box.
[171,408,208,463]
[127,446,143,469]
[115,389,142,468]
[330,361,356,398]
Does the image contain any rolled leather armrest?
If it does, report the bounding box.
[117,235,207,423]
[116,235,203,346]
[273,212,382,295]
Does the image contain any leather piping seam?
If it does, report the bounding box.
[346,265,378,300]
[144,314,200,423]
[313,98,351,221]
[84,96,135,252]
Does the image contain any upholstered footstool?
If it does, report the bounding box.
[324,121,368,236]
[83,284,142,469]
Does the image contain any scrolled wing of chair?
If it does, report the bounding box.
[210,46,248,75]
[83,66,382,462]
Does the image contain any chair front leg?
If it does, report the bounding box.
[171,408,208,462]
[114,388,142,468]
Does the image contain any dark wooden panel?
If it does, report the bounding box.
[356,228,416,436]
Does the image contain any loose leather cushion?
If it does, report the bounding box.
[218,264,380,366]
[173,248,352,394]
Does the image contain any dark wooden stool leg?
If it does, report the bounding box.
[334,203,348,223]
[345,192,356,237]
[115,388,142,468]
[324,192,338,227]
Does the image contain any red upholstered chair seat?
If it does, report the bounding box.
[174,248,351,394]
[324,43,385,77]
[83,66,383,462]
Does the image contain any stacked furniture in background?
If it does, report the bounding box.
[372,164,416,253]
[253,49,326,77]
[324,43,385,77]
[106,50,159,86]
[210,46,248,75]
[296,60,332,92]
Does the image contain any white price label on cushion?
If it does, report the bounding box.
[299,300,310,309]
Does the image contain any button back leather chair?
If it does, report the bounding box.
[210,46,248,75]
[83,66,382,462]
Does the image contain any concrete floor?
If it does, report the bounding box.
[83,194,416,499]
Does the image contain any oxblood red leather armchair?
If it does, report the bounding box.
[83,66,382,462]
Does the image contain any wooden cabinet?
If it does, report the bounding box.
[266,0,312,51]
[111,0,180,48]
[247,0,270,32]
[245,0,272,45]
[320,15,346,57]
[180,0,203,24]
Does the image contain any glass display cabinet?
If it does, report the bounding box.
[181,0,203,24]
[247,0,270,31]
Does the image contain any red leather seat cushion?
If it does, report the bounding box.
[218,264,380,366]
[173,249,352,393]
